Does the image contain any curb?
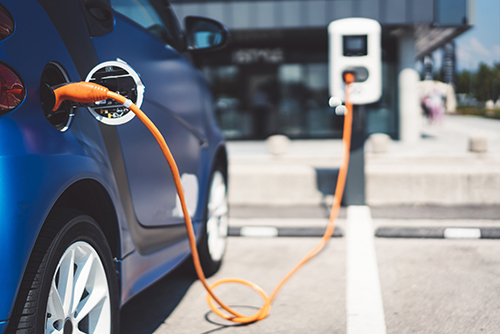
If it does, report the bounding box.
[375,226,500,239]
[228,226,344,238]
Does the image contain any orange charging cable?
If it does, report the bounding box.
[53,73,354,324]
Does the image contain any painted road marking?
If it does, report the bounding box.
[346,206,386,334]
[444,228,481,239]
[239,226,278,237]
[229,226,343,238]
[376,226,495,239]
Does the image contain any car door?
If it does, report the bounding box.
[91,0,206,230]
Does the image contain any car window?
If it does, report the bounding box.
[110,0,178,48]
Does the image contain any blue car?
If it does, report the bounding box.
[0,0,230,333]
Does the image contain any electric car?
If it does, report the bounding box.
[0,0,230,333]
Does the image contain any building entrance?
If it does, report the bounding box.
[204,62,346,140]
[242,65,279,139]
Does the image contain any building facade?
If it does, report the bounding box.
[171,0,473,140]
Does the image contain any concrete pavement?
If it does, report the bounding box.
[227,114,500,206]
[121,205,500,334]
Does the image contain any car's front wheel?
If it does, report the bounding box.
[10,210,119,334]
[197,166,229,277]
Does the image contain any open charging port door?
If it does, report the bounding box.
[85,59,145,125]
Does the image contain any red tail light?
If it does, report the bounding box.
[0,3,14,41]
[0,62,26,114]
[0,5,22,114]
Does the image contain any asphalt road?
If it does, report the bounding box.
[121,205,500,334]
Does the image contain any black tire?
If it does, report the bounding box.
[8,209,120,334]
[198,165,229,277]
[182,164,229,278]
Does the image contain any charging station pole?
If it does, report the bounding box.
[343,105,366,205]
[328,18,382,206]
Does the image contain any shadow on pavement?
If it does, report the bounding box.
[200,306,260,334]
[120,264,197,334]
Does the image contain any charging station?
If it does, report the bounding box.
[328,18,382,205]
[329,18,381,105]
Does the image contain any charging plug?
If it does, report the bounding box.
[344,72,355,84]
[52,82,110,111]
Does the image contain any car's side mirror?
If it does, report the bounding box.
[184,16,230,52]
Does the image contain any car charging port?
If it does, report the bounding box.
[88,66,136,119]
[85,59,145,126]
[40,62,73,131]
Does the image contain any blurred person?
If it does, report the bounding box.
[428,89,445,122]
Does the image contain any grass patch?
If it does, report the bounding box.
[456,107,500,119]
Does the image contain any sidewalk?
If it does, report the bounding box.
[227,114,500,206]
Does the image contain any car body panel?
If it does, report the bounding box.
[0,0,227,329]
[91,13,207,229]
[0,1,111,321]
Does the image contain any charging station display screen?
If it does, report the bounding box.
[343,35,368,57]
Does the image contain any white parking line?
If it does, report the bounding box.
[239,226,279,237]
[444,228,481,239]
[346,206,386,334]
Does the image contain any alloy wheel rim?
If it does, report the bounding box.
[206,171,229,262]
[45,241,111,334]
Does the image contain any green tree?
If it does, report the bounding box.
[455,70,471,95]
[474,62,494,101]
[438,62,500,102]
[492,63,500,101]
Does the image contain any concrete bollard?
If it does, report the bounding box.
[266,135,290,156]
[369,133,391,153]
[469,136,487,153]
[485,100,495,110]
